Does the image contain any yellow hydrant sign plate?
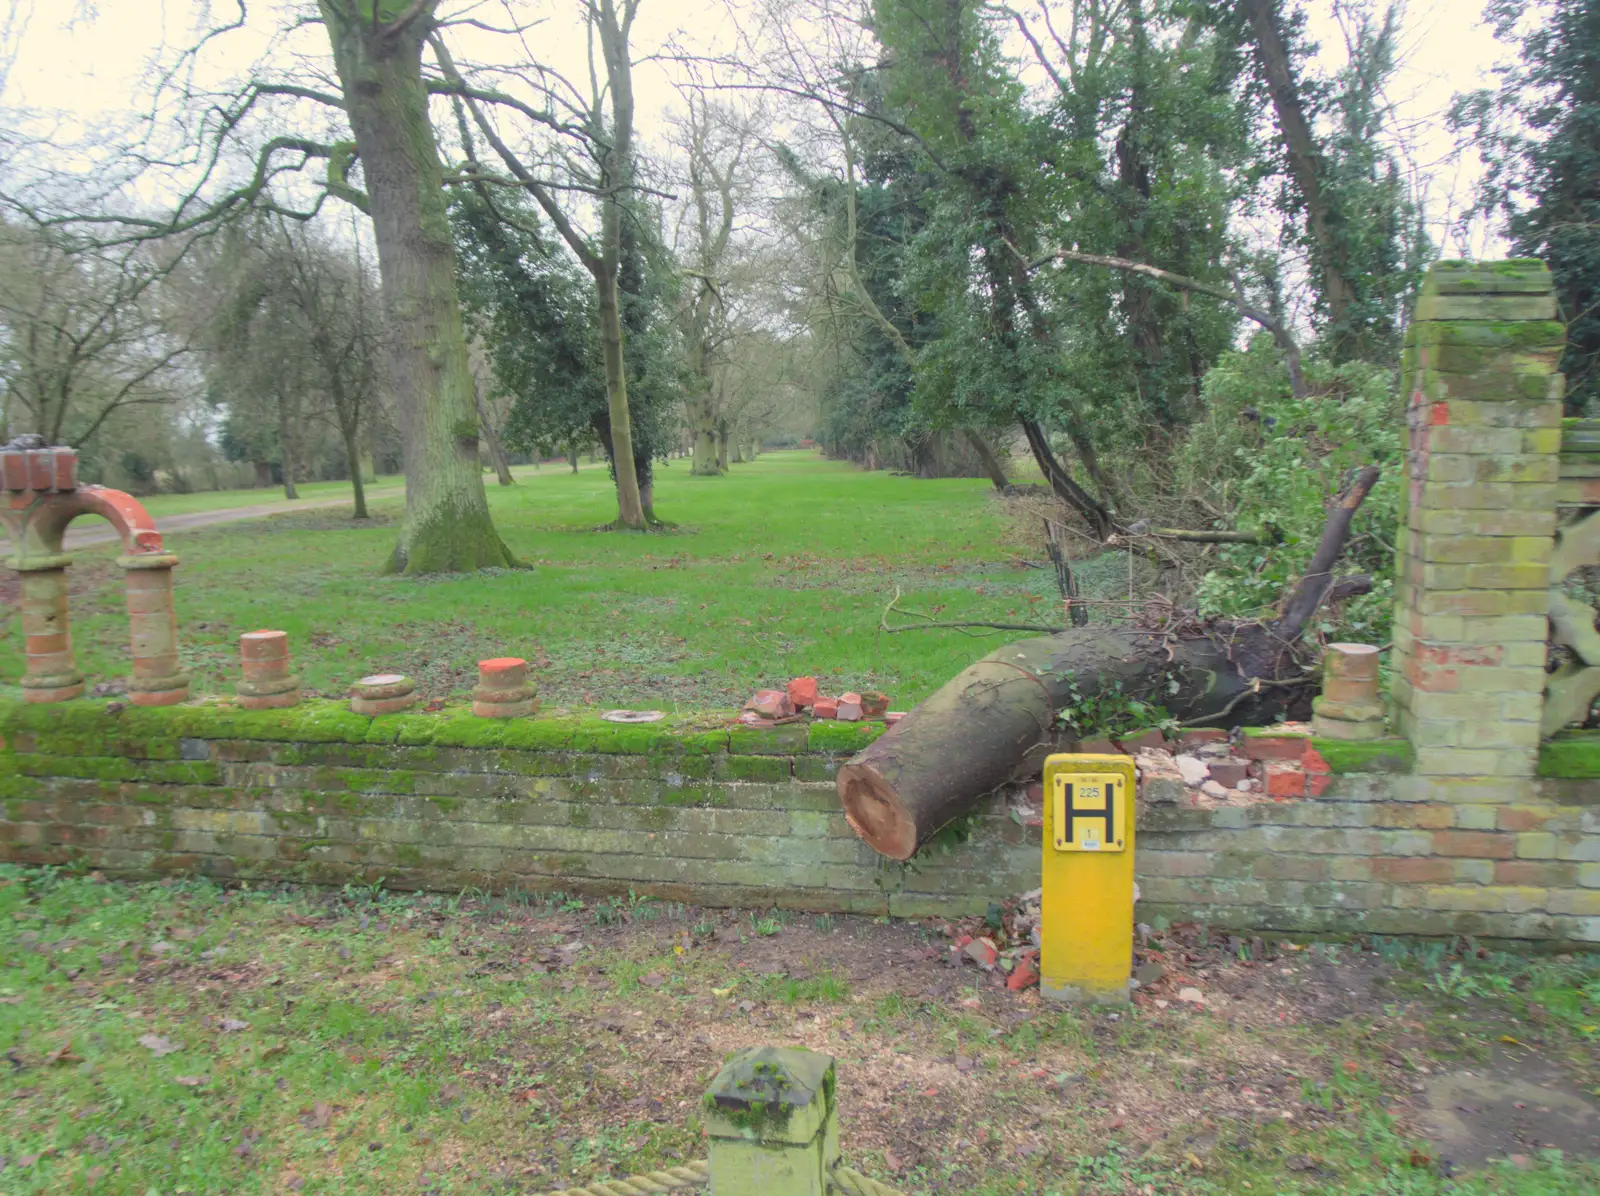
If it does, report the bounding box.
[1040,753,1137,1005]
[1051,771,1127,852]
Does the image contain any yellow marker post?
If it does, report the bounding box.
[1040,753,1137,1004]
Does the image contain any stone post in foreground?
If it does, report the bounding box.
[703,1047,838,1196]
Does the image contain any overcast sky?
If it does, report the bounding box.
[0,0,1512,254]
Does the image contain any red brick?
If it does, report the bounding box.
[1007,952,1039,991]
[884,711,906,725]
[479,656,526,681]
[860,691,889,718]
[23,683,84,704]
[743,689,793,719]
[1265,763,1308,798]
[836,692,863,721]
[786,676,818,709]
[1431,830,1514,859]
[239,630,289,661]
[1207,760,1250,787]
[1372,804,1454,829]
[130,687,189,708]
[1496,808,1552,832]
[1244,735,1309,762]
[1178,728,1228,750]
[1304,747,1333,797]
[1494,860,1574,886]
[237,690,300,711]
[1373,857,1455,884]
[812,698,839,720]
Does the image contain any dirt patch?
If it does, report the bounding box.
[1420,1049,1600,1167]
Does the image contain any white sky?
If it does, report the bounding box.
[0,0,1514,253]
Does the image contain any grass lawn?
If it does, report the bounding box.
[1,867,1595,1194]
[5,451,1065,711]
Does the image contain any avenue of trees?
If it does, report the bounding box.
[0,0,1595,588]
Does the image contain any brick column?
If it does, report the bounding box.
[120,553,189,707]
[17,560,84,702]
[1391,260,1565,780]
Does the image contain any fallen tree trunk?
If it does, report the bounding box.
[836,627,1297,858]
[838,467,1381,860]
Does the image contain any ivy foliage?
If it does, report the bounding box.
[1177,336,1403,642]
[1455,0,1600,416]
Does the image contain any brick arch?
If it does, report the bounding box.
[2,447,188,706]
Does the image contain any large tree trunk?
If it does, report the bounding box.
[1241,0,1354,340]
[340,414,369,519]
[276,386,299,500]
[691,413,720,475]
[474,386,515,486]
[840,465,1382,859]
[596,269,646,527]
[319,2,513,573]
[838,628,1295,860]
[964,430,1010,492]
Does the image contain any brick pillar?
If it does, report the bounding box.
[120,553,189,707]
[1391,260,1565,779]
[17,561,83,702]
[237,630,300,710]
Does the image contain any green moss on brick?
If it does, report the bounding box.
[716,755,791,782]
[1311,738,1414,774]
[1538,732,1600,779]
[729,723,811,755]
[805,721,883,754]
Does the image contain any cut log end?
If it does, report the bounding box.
[837,763,918,861]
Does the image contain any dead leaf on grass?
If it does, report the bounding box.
[138,1034,180,1056]
[300,1102,334,1129]
[884,1149,905,1172]
[260,1043,287,1061]
[220,1018,250,1033]
[640,971,667,988]
[174,1075,208,1087]
[44,1039,81,1066]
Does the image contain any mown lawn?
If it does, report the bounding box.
[1,867,1595,1194]
[5,452,1064,710]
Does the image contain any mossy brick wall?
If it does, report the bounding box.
[1391,260,1567,776]
[0,699,1596,941]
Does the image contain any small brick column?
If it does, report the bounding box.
[1391,261,1565,779]
[236,630,300,710]
[120,553,189,707]
[472,657,536,718]
[17,560,83,702]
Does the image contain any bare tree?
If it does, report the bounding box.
[0,221,193,447]
[431,1,660,528]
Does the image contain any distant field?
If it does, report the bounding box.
[4,451,1069,711]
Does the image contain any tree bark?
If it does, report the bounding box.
[1021,418,1114,539]
[341,414,369,518]
[964,430,1010,492]
[475,385,515,485]
[691,408,721,475]
[319,1,513,573]
[276,386,299,500]
[1240,0,1354,338]
[837,629,1292,860]
[839,463,1382,859]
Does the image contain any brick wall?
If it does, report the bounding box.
[1,699,1595,943]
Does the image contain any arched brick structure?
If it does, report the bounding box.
[1,446,188,706]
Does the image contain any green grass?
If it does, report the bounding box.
[15,451,1065,710]
[1,867,1594,1195]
